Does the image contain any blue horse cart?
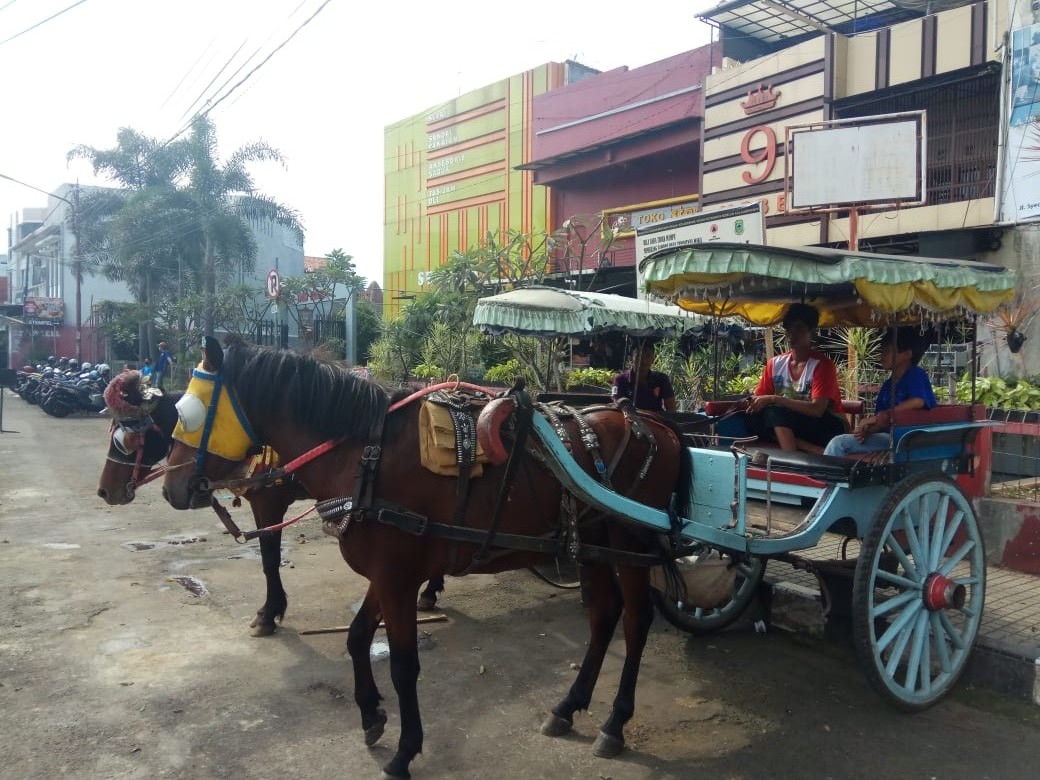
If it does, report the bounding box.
[479,243,1017,711]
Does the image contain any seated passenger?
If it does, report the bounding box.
[747,303,846,453]
[611,342,677,412]
[824,327,936,458]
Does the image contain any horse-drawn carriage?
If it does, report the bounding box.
[154,242,1015,778]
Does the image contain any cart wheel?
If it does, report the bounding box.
[852,474,985,711]
[653,551,766,635]
[528,558,581,589]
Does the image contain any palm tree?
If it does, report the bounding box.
[70,130,195,358]
[181,116,304,335]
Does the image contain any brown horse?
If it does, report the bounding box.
[97,370,306,635]
[97,371,447,633]
[162,337,683,779]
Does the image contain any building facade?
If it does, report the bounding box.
[522,45,720,292]
[695,0,1036,374]
[383,62,596,317]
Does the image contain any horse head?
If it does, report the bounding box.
[162,336,258,509]
[97,370,181,504]
[163,335,388,511]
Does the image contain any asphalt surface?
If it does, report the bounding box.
[1,391,1039,780]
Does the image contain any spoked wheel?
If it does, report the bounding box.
[653,549,766,635]
[528,557,581,589]
[853,474,986,711]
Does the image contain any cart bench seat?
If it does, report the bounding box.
[747,449,861,482]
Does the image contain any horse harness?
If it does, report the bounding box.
[313,385,674,572]
[107,415,168,496]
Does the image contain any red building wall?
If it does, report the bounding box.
[525,45,719,278]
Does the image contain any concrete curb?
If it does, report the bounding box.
[979,497,1040,576]
[766,578,1040,706]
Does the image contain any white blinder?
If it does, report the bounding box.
[175,393,207,433]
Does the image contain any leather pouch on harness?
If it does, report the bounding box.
[418,393,490,478]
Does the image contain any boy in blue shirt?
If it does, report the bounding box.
[824,328,936,457]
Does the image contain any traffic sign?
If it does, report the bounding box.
[266,269,281,300]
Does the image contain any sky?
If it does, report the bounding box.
[0,0,715,286]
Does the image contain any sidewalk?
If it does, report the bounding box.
[766,546,1040,706]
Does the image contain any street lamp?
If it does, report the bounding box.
[0,173,83,360]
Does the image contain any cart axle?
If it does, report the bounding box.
[924,573,965,611]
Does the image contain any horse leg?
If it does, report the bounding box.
[591,565,654,759]
[346,585,387,748]
[541,563,622,738]
[417,574,444,611]
[379,582,424,780]
[250,526,287,636]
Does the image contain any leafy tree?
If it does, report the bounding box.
[280,248,365,353]
[180,116,304,335]
[70,133,196,359]
[71,116,306,352]
[355,299,381,363]
[551,214,619,292]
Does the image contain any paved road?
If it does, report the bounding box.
[1,393,1038,780]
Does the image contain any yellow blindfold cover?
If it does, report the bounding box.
[172,364,259,461]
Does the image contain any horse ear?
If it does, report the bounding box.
[203,336,224,372]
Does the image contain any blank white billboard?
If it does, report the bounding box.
[789,114,925,210]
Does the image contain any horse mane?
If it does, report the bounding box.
[222,338,389,441]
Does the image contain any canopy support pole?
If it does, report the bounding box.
[847,207,860,388]
[971,315,978,418]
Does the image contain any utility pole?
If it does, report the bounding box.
[344,287,356,365]
[72,183,83,361]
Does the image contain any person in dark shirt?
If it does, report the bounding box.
[824,327,936,457]
[611,342,677,412]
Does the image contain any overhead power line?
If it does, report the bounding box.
[164,0,335,144]
[0,0,89,47]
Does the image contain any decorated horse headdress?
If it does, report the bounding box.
[103,370,164,418]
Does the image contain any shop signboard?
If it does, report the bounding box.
[635,201,765,298]
[23,297,65,324]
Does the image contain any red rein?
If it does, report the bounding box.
[387,380,499,414]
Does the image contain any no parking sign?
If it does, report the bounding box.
[266,269,281,300]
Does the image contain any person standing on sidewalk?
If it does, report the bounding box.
[153,342,175,390]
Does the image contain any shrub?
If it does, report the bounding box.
[564,367,614,390]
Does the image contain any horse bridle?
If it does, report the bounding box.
[107,415,169,496]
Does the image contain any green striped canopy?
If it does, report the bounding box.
[640,243,1018,326]
[472,286,704,338]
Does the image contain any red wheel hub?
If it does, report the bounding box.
[923,573,966,611]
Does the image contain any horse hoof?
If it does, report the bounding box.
[364,709,388,747]
[592,731,625,758]
[416,595,437,612]
[540,713,573,737]
[249,618,277,637]
[382,752,412,779]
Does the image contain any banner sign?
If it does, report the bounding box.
[634,202,765,298]
[1001,24,1040,222]
[22,297,65,324]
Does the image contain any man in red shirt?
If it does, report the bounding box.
[747,303,847,453]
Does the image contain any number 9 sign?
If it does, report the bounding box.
[740,126,778,185]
